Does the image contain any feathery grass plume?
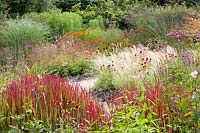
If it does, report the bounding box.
[93,45,177,88]
[181,49,200,67]
[0,19,50,65]
[126,5,195,44]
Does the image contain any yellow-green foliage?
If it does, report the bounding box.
[83,28,124,41]
[0,71,16,90]
[88,15,104,29]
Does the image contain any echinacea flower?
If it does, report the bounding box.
[190,71,198,78]
[162,114,168,119]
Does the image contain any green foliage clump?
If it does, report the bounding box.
[0,0,7,21]
[104,103,159,132]
[55,0,96,12]
[104,28,124,41]
[25,11,83,36]
[95,69,115,90]
[70,0,134,28]
[83,28,104,41]
[0,71,16,90]
[0,19,50,64]
[88,15,104,29]
[71,3,97,24]
[83,28,124,42]
[44,57,92,77]
[167,59,200,88]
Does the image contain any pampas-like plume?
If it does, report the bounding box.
[93,45,177,87]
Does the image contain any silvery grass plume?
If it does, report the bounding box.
[93,45,177,87]
[181,49,200,67]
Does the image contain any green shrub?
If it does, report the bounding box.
[55,0,96,12]
[88,15,104,29]
[82,28,124,42]
[83,28,104,41]
[25,11,83,36]
[103,28,124,41]
[103,102,159,132]
[89,19,100,29]
[44,57,92,77]
[161,59,200,89]
[0,19,50,65]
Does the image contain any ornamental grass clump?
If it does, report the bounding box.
[0,75,108,131]
[126,5,193,44]
[93,45,177,88]
[0,19,50,65]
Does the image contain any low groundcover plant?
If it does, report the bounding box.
[106,82,197,132]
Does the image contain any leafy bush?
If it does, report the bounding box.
[0,19,50,65]
[82,28,104,41]
[0,75,108,131]
[57,0,133,27]
[55,0,96,12]
[104,101,159,132]
[44,56,92,77]
[25,11,83,36]
[103,28,124,41]
[164,59,200,88]
[82,28,124,43]
[88,15,104,29]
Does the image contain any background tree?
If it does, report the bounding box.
[55,0,97,12]
[0,0,7,18]
[2,0,55,17]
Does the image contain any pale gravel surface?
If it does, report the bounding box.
[71,77,111,116]
[77,78,97,90]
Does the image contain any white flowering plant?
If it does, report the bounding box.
[190,70,198,79]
